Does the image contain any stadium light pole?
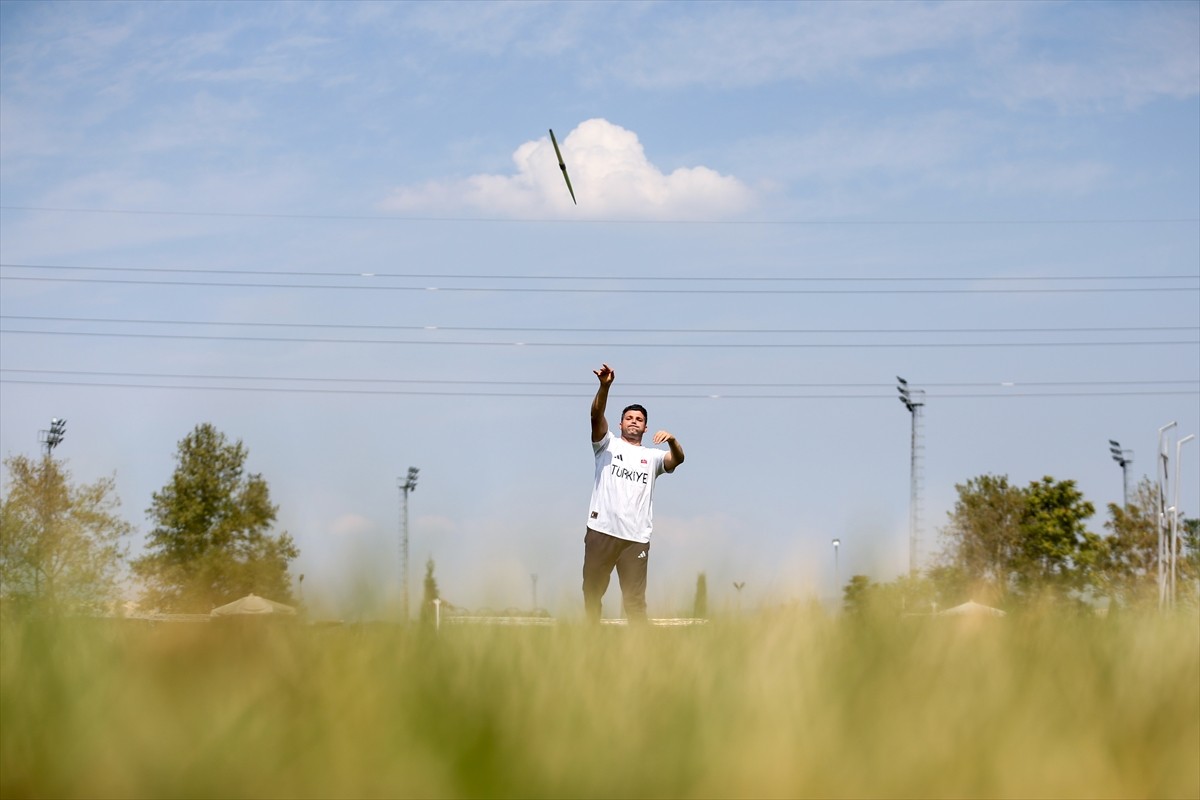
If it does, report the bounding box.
[1108,440,1133,509]
[897,377,925,576]
[399,466,419,622]
[38,418,67,457]
[1156,422,1177,610]
[1170,434,1195,608]
[35,418,66,603]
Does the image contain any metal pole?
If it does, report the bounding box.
[399,467,419,622]
[1157,423,1177,610]
[832,538,841,595]
[897,378,924,576]
[1109,440,1132,509]
[1172,434,1195,608]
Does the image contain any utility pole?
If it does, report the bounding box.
[897,378,925,576]
[398,467,419,622]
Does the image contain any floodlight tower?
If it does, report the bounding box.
[399,466,419,622]
[897,377,925,576]
[39,418,67,457]
[1108,440,1133,508]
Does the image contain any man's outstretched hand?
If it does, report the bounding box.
[594,363,615,386]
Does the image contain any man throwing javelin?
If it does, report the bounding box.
[584,362,686,623]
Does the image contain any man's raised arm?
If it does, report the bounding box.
[591,363,614,442]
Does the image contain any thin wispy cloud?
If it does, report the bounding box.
[605,3,1197,110]
[380,118,754,219]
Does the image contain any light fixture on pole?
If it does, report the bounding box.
[897,377,925,576]
[1108,440,1133,509]
[1170,434,1195,608]
[399,466,419,622]
[38,418,67,457]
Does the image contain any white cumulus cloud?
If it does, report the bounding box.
[380,118,754,219]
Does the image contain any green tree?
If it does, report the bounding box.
[842,574,873,615]
[940,474,1025,605]
[133,423,298,612]
[1182,517,1200,607]
[940,474,1100,608]
[420,557,440,624]
[0,454,132,616]
[693,572,708,619]
[1015,476,1099,603]
[1097,479,1160,611]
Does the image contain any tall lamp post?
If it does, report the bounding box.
[897,377,925,576]
[1156,422,1177,609]
[39,418,67,457]
[1108,440,1132,509]
[1171,434,1195,608]
[832,538,841,596]
[399,466,419,622]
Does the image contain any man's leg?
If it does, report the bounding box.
[615,542,651,623]
[582,528,619,623]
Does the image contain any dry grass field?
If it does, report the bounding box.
[2,610,1197,799]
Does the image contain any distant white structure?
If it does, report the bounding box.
[211,593,297,617]
[936,600,1006,618]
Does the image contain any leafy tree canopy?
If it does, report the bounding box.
[939,474,1098,608]
[1,454,131,616]
[132,423,298,612]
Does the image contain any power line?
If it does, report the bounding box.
[1,377,1195,399]
[3,368,1195,390]
[3,275,1196,295]
[3,315,1195,336]
[2,329,1195,348]
[3,263,1196,283]
[3,205,1198,225]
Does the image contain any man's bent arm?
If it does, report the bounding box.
[655,430,685,472]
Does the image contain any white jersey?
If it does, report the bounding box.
[587,431,669,544]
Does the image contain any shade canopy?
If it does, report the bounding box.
[211,593,297,617]
[937,600,1006,618]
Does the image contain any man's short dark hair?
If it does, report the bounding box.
[621,404,648,422]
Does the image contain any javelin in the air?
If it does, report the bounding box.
[549,128,576,205]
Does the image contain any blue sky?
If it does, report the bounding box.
[2,1,1198,618]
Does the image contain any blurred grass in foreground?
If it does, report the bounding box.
[2,611,1197,799]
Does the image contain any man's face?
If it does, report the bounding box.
[620,409,646,441]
